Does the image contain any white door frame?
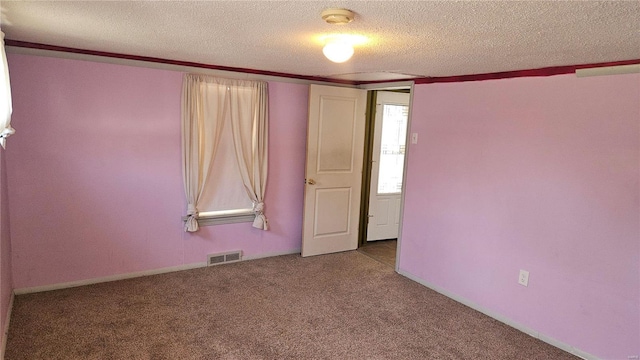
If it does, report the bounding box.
[357,81,415,272]
[367,91,410,242]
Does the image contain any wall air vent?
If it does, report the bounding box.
[207,250,243,266]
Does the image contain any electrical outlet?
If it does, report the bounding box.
[411,133,418,144]
[518,270,530,287]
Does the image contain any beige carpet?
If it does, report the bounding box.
[6,251,577,359]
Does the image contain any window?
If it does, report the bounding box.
[377,104,408,194]
[197,117,255,223]
[182,75,268,232]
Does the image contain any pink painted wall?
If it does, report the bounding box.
[400,73,640,359]
[0,149,13,350]
[6,54,307,289]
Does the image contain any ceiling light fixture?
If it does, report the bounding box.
[323,39,354,63]
[321,8,354,25]
[321,8,356,63]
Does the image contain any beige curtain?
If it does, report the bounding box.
[0,31,15,149]
[182,75,269,232]
[182,75,227,232]
[229,81,269,230]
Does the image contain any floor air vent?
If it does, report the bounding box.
[207,250,242,266]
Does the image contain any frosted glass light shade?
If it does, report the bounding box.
[323,40,354,63]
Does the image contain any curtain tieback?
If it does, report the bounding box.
[252,202,268,231]
[252,202,264,214]
[184,204,199,232]
[0,125,15,139]
[0,125,15,149]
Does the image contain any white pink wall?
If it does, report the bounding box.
[6,54,307,289]
[399,73,640,359]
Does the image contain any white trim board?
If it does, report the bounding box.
[1,291,14,360]
[356,80,414,90]
[13,249,302,295]
[243,249,300,261]
[575,64,640,77]
[14,263,207,295]
[397,269,599,360]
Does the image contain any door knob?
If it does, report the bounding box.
[307,179,316,185]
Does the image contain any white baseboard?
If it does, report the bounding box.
[397,269,599,360]
[243,249,300,261]
[1,291,14,360]
[14,263,207,295]
[13,249,302,295]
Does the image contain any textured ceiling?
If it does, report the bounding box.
[2,1,639,82]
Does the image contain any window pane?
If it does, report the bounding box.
[377,104,408,194]
[199,121,254,214]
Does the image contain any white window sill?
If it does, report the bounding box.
[183,209,254,226]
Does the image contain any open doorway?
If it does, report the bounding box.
[358,89,411,268]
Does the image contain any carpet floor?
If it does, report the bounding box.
[6,251,577,359]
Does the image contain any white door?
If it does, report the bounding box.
[302,85,367,257]
[367,91,410,241]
